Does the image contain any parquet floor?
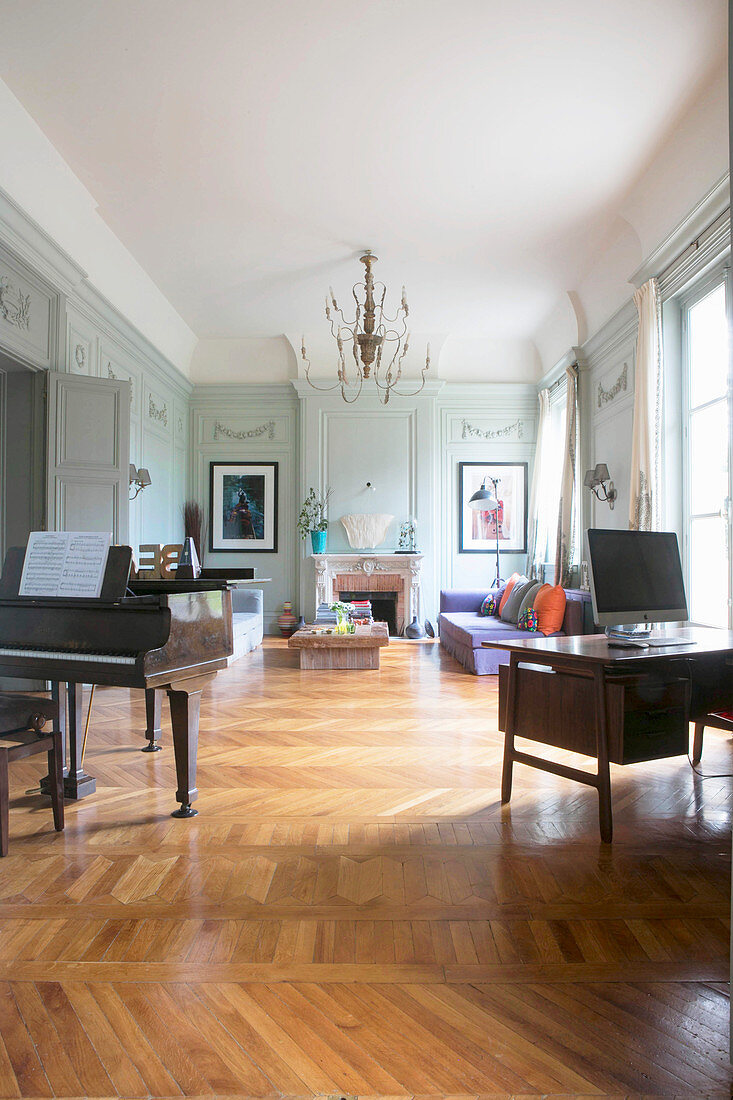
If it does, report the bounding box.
[1,637,732,1098]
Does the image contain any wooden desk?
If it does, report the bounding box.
[483,628,733,842]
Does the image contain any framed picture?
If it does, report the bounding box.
[209,462,279,553]
[458,461,528,554]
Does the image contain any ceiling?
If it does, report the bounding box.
[0,0,726,343]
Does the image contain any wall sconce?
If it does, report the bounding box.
[584,463,617,509]
[129,464,152,501]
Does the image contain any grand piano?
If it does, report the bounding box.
[0,545,232,817]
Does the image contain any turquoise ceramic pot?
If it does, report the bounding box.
[310,529,327,554]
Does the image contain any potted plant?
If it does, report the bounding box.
[297,486,333,553]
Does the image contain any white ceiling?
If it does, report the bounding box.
[0,0,726,344]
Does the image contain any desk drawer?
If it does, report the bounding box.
[498,664,689,765]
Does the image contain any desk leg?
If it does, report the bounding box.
[141,688,163,752]
[593,665,612,843]
[501,653,519,804]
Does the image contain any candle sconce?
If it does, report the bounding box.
[584,463,617,509]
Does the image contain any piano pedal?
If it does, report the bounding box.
[25,786,41,795]
[171,803,198,818]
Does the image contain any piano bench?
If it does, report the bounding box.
[0,693,63,857]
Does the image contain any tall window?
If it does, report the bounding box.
[683,279,730,627]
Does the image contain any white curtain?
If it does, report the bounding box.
[526,388,550,580]
[630,278,662,530]
[554,364,578,587]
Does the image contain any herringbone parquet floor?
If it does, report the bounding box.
[1,637,732,1098]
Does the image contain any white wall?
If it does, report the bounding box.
[0,77,196,377]
[534,59,728,378]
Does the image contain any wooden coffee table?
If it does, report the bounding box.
[288,622,389,669]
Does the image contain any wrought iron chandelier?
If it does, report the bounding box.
[301,251,430,404]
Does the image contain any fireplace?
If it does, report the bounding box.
[339,590,399,635]
[313,553,423,636]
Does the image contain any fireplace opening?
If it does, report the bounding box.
[339,590,399,636]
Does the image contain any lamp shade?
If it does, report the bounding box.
[468,487,498,511]
[137,468,152,488]
[593,462,610,483]
[583,468,596,488]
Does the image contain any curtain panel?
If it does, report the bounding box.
[526,387,550,580]
[554,364,578,587]
[630,277,662,530]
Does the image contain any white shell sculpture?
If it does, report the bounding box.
[340,513,394,549]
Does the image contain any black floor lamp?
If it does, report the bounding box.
[467,476,503,589]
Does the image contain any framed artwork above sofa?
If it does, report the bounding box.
[458,461,528,554]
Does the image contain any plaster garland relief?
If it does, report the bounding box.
[213,419,276,441]
[148,394,169,427]
[107,362,135,404]
[597,362,628,408]
[461,418,524,441]
[0,275,31,331]
[74,343,87,373]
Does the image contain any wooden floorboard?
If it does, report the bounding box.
[1,637,731,1098]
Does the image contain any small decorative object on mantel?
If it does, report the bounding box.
[277,601,298,637]
[340,513,394,550]
[396,519,417,553]
[297,486,333,554]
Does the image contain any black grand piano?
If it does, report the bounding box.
[0,545,232,817]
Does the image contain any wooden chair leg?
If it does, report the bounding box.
[0,749,8,857]
[692,722,704,766]
[48,730,64,833]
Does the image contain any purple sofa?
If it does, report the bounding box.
[439,587,591,674]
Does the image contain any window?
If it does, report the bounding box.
[682,278,731,627]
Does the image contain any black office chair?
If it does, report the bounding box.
[0,693,64,856]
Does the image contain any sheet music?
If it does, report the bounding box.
[19,531,112,598]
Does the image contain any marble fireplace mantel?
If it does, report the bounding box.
[312,553,423,635]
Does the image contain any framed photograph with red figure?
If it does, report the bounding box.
[458,461,528,554]
[209,461,279,553]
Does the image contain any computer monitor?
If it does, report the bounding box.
[585,528,688,629]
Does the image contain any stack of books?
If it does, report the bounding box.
[315,603,338,625]
[349,599,372,623]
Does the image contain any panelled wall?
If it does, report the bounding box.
[189,385,299,636]
[189,380,539,630]
[0,189,192,556]
[439,384,539,592]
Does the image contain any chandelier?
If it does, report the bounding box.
[301,251,430,404]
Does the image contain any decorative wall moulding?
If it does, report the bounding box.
[0,274,31,330]
[597,362,628,408]
[461,417,524,441]
[104,355,138,410]
[0,247,56,369]
[147,392,169,430]
[213,418,276,441]
[198,415,288,445]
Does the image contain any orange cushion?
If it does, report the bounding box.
[498,572,521,616]
[533,583,566,635]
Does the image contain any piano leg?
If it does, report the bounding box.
[41,681,68,795]
[141,688,163,752]
[64,683,96,800]
[166,675,213,818]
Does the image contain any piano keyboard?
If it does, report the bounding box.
[0,646,136,665]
